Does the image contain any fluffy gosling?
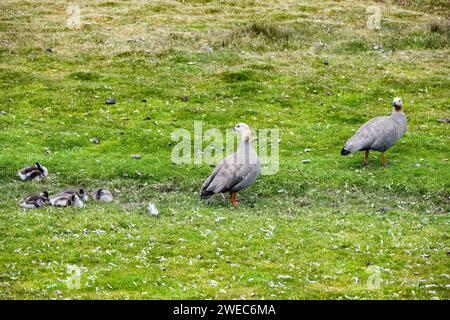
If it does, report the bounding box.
[92,188,113,202]
[56,188,88,202]
[50,194,84,208]
[17,162,48,181]
[19,191,49,209]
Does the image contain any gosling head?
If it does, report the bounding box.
[233,123,251,141]
[71,194,84,208]
[40,191,49,202]
[35,162,48,178]
[77,188,88,201]
[392,97,403,112]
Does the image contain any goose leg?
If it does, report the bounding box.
[381,152,386,167]
[364,150,370,166]
[230,192,239,206]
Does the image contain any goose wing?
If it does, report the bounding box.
[343,116,394,152]
[201,153,256,198]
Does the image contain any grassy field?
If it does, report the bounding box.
[0,0,449,299]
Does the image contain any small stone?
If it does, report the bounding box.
[105,97,116,105]
[208,280,219,287]
[143,116,152,120]
[121,117,129,121]
[323,60,329,65]
[302,159,311,164]
[202,45,213,53]
[141,99,147,103]
[131,154,141,159]
[45,48,53,53]
[119,131,125,135]
[315,41,325,48]
[376,207,391,213]
[181,96,189,102]
[304,148,311,153]
[373,44,383,50]
[0,111,6,116]
[91,137,100,144]
[437,118,450,123]
[197,255,203,260]
[147,202,159,217]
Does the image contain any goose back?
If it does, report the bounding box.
[201,140,260,199]
[343,113,407,153]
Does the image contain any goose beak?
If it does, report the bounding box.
[392,102,396,107]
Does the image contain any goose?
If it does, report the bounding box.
[201,123,260,205]
[56,188,88,201]
[19,191,49,209]
[92,188,113,202]
[341,97,407,166]
[50,194,84,208]
[17,162,48,181]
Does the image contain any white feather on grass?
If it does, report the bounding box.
[147,203,159,217]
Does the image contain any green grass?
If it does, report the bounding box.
[0,0,449,300]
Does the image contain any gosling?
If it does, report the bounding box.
[56,188,89,202]
[50,194,84,208]
[92,188,113,202]
[17,162,48,181]
[19,191,49,209]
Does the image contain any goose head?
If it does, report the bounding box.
[77,188,88,201]
[233,123,251,141]
[392,97,403,112]
[40,191,49,202]
[35,162,48,177]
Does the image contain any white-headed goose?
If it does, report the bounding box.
[341,97,407,166]
[201,123,260,206]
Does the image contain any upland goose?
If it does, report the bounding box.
[19,191,49,209]
[18,162,48,181]
[341,97,407,166]
[201,123,260,205]
[92,188,113,202]
[50,194,84,208]
[56,188,88,201]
